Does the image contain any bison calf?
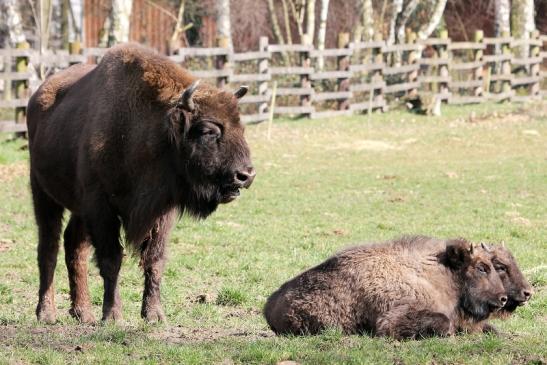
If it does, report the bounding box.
[27,43,255,323]
[264,236,508,339]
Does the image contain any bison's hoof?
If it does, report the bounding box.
[36,303,56,324]
[69,307,96,324]
[142,306,166,323]
[102,308,122,322]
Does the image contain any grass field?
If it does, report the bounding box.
[0,101,546,364]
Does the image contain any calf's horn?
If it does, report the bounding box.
[480,242,491,252]
[178,80,201,111]
[234,85,248,99]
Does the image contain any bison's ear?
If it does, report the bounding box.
[234,85,248,99]
[177,80,201,112]
[444,239,473,269]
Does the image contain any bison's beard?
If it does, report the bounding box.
[180,180,241,219]
[460,293,501,322]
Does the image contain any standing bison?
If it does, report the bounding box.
[27,43,255,323]
[264,236,510,339]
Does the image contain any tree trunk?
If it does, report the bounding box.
[304,0,316,45]
[61,0,70,49]
[281,0,293,45]
[395,0,419,44]
[216,0,233,50]
[288,0,305,40]
[417,0,447,40]
[169,0,187,53]
[0,0,26,46]
[267,0,285,45]
[106,0,133,46]
[361,0,374,41]
[387,0,403,45]
[494,0,510,36]
[316,0,329,70]
[511,0,535,57]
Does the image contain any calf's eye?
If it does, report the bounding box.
[495,265,506,273]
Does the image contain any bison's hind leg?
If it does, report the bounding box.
[31,174,64,324]
[64,215,95,323]
[376,307,453,340]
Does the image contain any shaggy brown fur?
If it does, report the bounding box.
[27,43,255,323]
[264,236,508,339]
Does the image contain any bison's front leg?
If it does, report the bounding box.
[376,306,454,340]
[140,211,176,323]
[64,215,95,323]
[84,195,123,321]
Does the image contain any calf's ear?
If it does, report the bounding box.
[444,239,473,269]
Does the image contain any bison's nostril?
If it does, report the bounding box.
[522,290,532,300]
[500,296,508,305]
[234,167,256,188]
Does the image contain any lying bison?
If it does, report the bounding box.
[27,43,255,323]
[264,236,510,339]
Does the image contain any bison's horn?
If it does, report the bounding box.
[480,242,491,252]
[469,243,474,254]
[178,80,201,111]
[234,85,248,99]
[501,240,505,247]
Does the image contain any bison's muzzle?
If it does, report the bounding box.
[220,166,256,203]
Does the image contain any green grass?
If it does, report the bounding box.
[0,101,546,364]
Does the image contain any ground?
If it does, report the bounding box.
[0,101,546,365]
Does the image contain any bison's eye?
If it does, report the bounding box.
[477,264,489,274]
[494,265,507,273]
[195,122,221,141]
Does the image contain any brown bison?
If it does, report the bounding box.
[264,236,509,339]
[27,43,255,323]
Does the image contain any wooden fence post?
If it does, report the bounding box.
[258,36,269,116]
[15,41,30,127]
[438,30,450,100]
[407,31,419,98]
[300,35,313,118]
[500,31,512,99]
[216,36,230,89]
[372,33,385,112]
[473,30,484,98]
[530,30,541,98]
[69,41,81,66]
[337,32,351,111]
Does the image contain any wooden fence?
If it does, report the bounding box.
[1,30,546,132]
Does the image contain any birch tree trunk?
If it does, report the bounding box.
[304,0,316,45]
[317,0,329,70]
[0,0,27,46]
[170,0,187,53]
[395,0,419,44]
[267,0,285,45]
[417,0,448,40]
[216,0,233,50]
[288,0,305,40]
[511,0,535,57]
[361,0,374,41]
[494,0,510,36]
[106,0,132,46]
[387,0,403,46]
[281,0,293,45]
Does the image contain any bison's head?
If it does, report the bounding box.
[481,243,533,318]
[169,80,255,217]
[442,239,507,321]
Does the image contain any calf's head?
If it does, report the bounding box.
[169,80,255,217]
[481,243,533,318]
[442,239,507,321]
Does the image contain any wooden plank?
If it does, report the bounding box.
[448,96,484,104]
[237,94,271,104]
[310,48,353,57]
[488,91,513,101]
[483,54,512,63]
[84,48,108,56]
[350,63,384,72]
[0,99,28,108]
[0,71,33,80]
[483,37,513,45]
[383,44,422,53]
[0,121,27,133]
[276,87,315,96]
[451,61,484,70]
[490,74,514,81]
[310,70,352,80]
[352,41,385,50]
[350,81,386,92]
[511,75,541,86]
[419,38,451,46]
[448,42,486,50]
[230,73,270,82]
[383,64,419,75]
[350,100,385,111]
[241,113,269,124]
[512,57,543,66]
[270,66,314,75]
[420,58,450,65]
[436,92,452,101]
[419,75,451,83]
[231,51,270,61]
[274,105,314,114]
[191,69,232,78]
[268,44,313,53]
[313,91,353,102]
[0,49,33,57]
[176,47,230,57]
[511,39,542,48]
[450,80,483,88]
[512,94,540,103]
[311,109,352,119]
[384,81,421,94]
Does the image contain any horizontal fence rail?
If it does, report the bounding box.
[1,30,546,132]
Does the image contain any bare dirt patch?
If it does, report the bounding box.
[0,162,27,183]
[151,326,274,344]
